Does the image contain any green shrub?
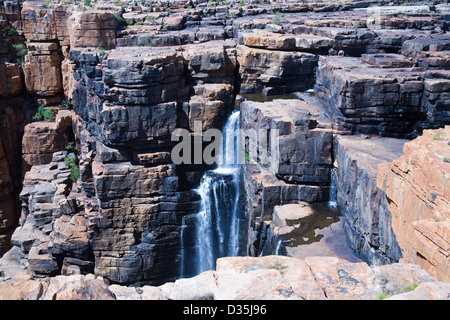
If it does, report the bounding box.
[65,141,76,152]
[4,26,18,37]
[12,43,27,64]
[69,165,80,182]
[64,156,80,182]
[272,11,281,25]
[113,13,126,25]
[97,43,106,57]
[376,293,391,300]
[33,105,55,121]
[404,283,419,292]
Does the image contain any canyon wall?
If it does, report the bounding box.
[0,0,449,289]
[377,127,450,282]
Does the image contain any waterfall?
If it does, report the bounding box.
[180,111,242,278]
[274,238,283,256]
[328,168,337,208]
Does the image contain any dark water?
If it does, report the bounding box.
[283,203,341,246]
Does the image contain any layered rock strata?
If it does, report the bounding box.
[334,135,406,265]
[377,127,450,282]
[240,96,333,255]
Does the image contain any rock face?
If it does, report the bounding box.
[68,40,238,285]
[334,135,407,265]
[377,127,450,282]
[22,110,73,170]
[315,56,424,138]
[240,95,333,255]
[2,255,448,300]
[237,45,318,94]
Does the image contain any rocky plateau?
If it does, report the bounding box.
[0,0,449,300]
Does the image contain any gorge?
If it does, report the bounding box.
[0,0,449,300]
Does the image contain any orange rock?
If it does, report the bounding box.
[0,63,22,97]
[23,50,63,96]
[377,127,450,282]
[68,11,116,49]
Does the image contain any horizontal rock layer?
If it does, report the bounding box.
[1,255,448,300]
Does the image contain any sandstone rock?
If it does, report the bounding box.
[377,127,450,282]
[23,50,63,96]
[419,70,450,131]
[238,45,318,94]
[21,2,57,41]
[52,276,116,300]
[22,111,73,168]
[68,11,116,49]
[166,270,216,300]
[304,256,374,300]
[0,276,43,300]
[163,14,186,31]
[50,214,90,261]
[386,282,450,300]
[0,63,22,97]
[215,268,299,300]
[241,96,333,185]
[1,255,444,300]
[140,285,167,300]
[108,284,142,300]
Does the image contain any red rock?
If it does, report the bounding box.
[377,127,450,282]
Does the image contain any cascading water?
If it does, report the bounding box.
[328,168,337,208]
[180,111,242,278]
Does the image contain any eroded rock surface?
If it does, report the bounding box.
[1,255,448,300]
[377,127,450,282]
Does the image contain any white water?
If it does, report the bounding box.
[274,238,283,256]
[328,168,337,208]
[180,111,242,277]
